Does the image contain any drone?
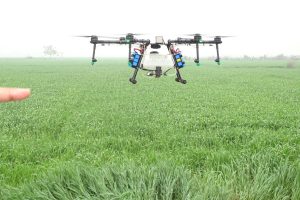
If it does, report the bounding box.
[77,33,230,84]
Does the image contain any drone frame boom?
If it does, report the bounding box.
[85,33,225,84]
[168,36,223,65]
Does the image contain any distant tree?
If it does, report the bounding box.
[290,55,300,60]
[243,55,251,60]
[43,45,58,57]
[274,54,286,60]
[259,54,268,60]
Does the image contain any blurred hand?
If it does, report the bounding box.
[0,88,31,103]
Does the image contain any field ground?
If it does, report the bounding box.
[0,58,300,199]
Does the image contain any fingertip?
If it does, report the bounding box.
[11,88,31,101]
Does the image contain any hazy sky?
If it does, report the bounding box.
[0,0,299,57]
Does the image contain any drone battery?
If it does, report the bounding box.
[175,54,181,59]
[130,53,142,68]
[174,53,185,68]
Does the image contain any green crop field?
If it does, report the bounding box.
[0,58,300,199]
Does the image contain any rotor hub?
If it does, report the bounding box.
[194,34,202,42]
[214,36,222,43]
[126,33,134,42]
[90,35,98,43]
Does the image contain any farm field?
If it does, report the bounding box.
[0,58,300,199]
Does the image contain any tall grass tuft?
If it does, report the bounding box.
[2,164,194,200]
[2,155,300,200]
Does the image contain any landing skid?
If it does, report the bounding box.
[175,67,187,84]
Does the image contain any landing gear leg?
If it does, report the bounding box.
[175,67,187,84]
[129,67,139,84]
[155,66,162,78]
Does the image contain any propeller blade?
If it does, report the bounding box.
[98,36,121,39]
[114,33,146,36]
[74,35,120,39]
[183,33,205,36]
[182,34,235,38]
[74,35,95,38]
[177,37,193,40]
[208,35,235,38]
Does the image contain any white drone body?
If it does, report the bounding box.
[140,37,175,74]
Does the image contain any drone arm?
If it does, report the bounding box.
[93,39,150,64]
[134,39,151,44]
[94,39,150,45]
[95,40,128,44]
[168,39,193,44]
